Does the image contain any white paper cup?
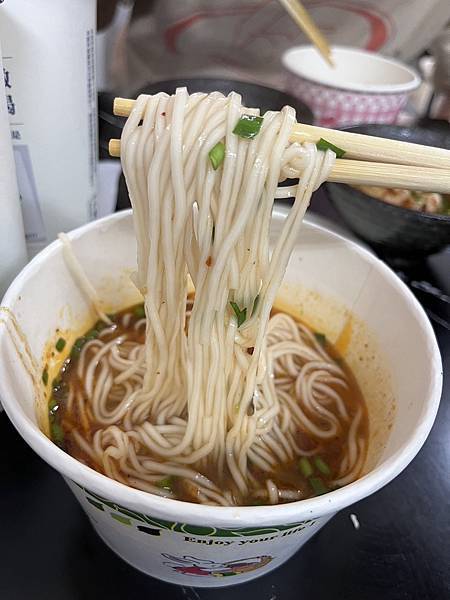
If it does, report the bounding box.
[0,209,441,586]
[282,46,421,127]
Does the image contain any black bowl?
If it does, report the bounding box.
[326,125,450,258]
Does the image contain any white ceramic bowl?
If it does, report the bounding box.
[282,45,421,127]
[0,209,441,587]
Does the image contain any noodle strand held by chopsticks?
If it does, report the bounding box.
[57,89,367,505]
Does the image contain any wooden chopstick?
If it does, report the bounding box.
[108,139,450,193]
[278,0,334,66]
[112,97,450,171]
[109,97,450,193]
[328,160,450,193]
[290,125,450,170]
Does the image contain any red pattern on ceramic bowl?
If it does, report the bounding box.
[282,46,421,127]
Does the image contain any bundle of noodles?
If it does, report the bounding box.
[64,89,365,505]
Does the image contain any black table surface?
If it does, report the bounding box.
[1,189,449,600]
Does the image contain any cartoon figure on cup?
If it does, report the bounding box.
[161,554,273,577]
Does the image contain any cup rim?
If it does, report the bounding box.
[0,210,442,527]
[282,45,421,94]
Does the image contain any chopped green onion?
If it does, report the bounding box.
[49,397,59,413]
[208,141,225,170]
[314,456,331,476]
[157,476,173,491]
[70,337,86,358]
[230,301,247,327]
[298,457,313,478]
[85,328,99,341]
[48,397,59,422]
[74,337,86,349]
[309,476,328,496]
[55,337,66,352]
[133,304,145,319]
[94,319,107,332]
[42,368,48,386]
[314,332,326,346]
[50,422,64,445]
[252,294,260,316]
[233,115,264,139]
[316,138,345,159]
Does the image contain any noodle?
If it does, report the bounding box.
[53,89,368,505]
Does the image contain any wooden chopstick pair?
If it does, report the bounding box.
[109,98,450,194]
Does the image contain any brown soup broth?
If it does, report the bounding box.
[48,303,369,504]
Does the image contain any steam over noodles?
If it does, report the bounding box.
[50,89,368,505]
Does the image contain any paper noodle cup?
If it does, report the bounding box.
[0,209,441,586]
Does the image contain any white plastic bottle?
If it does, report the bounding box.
[0,47,27,298]
[0,0,97,256]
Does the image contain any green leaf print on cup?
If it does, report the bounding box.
[111,513,132,526]
[76,483,316,538]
